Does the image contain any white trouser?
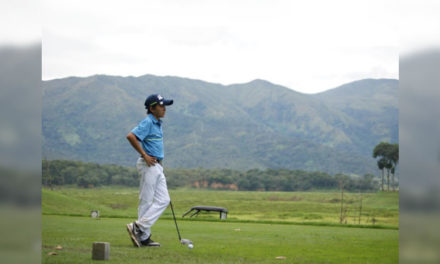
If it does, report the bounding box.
[135,157,170,241]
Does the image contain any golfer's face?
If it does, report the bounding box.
[154,104,166,118]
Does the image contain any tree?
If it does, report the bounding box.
[389,144,399,191]
[373,142,397,191]
[391,167,396,191]
[377,158,386,191]
[384,159,393,191]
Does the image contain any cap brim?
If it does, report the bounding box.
[163,99,173,106]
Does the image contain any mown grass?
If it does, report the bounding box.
[42,215,398,264]
[42,187,399,263]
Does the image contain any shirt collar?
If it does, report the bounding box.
[149,113,162,124]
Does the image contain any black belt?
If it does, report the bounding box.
[140,156,163,165]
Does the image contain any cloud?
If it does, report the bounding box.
[42,0,398,93]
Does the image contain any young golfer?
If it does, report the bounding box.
[125,94,173,247]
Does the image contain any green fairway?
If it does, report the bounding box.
[42,187,398,263]
[43,215,398,264]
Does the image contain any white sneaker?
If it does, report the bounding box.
[126,223,141,247]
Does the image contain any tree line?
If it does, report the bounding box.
[42,159,379,192]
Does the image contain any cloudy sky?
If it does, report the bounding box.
[41,0,399,93]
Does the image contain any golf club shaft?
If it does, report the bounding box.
[169,201,182,241]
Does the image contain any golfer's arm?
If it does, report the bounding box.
[126,132,148,157]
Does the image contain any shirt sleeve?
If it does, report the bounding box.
[131,118,151,141]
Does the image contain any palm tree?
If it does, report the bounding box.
[391,167,396,191]
[384,159,393,191]
[373,142,399,191]
[373,142,391,191]
[389,144,399,191]
[377,158,386,191]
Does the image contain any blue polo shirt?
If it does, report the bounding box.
[131,114,164,160]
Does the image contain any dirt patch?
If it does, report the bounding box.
[210,182,239,191]
[192,180,209,188]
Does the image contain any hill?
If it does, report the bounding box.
[43,75,398,175]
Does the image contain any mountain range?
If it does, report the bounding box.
[43,75,398,175]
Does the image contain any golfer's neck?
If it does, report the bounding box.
[153,113,161,121]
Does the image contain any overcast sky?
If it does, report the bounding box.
[40,0,400,93]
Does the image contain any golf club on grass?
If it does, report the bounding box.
[170,201,194,248]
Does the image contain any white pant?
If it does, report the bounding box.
[135,157,170,240]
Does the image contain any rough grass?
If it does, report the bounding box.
[42,186,399,228]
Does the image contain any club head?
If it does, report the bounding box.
[180,238,192,245]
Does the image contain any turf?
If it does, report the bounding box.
[42,215,398,264]
[42,187,399,263]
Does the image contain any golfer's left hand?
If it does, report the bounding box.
[142,153,157,166]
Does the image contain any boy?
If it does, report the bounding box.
[125,94,173,247]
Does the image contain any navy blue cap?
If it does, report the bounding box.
[144,94,173,109]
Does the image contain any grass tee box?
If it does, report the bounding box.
[42,215,398,264]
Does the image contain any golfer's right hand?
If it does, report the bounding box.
[142,153,157,166]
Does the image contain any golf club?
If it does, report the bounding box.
[170,201,194,248]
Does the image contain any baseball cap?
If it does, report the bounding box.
[144,94,174,109]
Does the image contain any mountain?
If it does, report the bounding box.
[42,75,398,175]
[312,79,398,156]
